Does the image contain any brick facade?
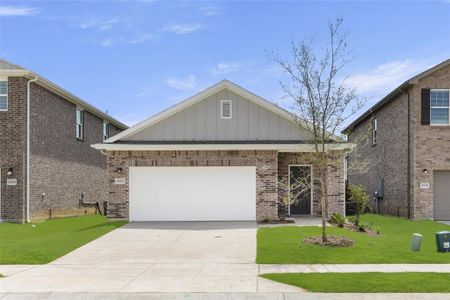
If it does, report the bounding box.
[347,63,450,219]
[0,76,123,222]
[106,150,278,221]
[0,77,27,221]
[410,63,450,218]
[348,92,409,216]
[105,150,345,221]
[278,151,346,216]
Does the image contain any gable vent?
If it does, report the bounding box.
[220,100,232,119]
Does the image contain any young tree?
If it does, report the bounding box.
[348,184,370,227]
[273,19,365,242]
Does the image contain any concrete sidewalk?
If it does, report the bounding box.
[259,263,450,274]
[2,263,450,294]
[0,292,450,299]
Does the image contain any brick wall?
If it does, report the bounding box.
[347,92,409,217]
[0,77,27,222]
[278,151,346,216]
[105,150,279,221]
[410,63,450,219]
[28,82,118,220]
[347,63,450,219]
[0,76,123,222]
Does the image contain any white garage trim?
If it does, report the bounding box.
[92,142,354,152]
[129,166,256,221]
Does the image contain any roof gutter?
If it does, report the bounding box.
[0,70,128,130]
[398,86,411,219]
[342,82,410,134]
[26,75,38,223]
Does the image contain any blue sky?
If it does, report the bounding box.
[1,1,449,126]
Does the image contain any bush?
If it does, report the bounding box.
[330,212,346,228]
[347,184,370,227]
[347,216,356,225]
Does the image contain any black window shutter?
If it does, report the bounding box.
[421,88,430,125]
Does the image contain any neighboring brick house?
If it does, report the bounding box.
[0,60,127,222]
[343,58,450,220]
[92,80,350,221]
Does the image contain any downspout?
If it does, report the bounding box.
[399,86,411,219]
[26,75,38,223]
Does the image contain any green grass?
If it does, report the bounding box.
[0,215,126,264]
[261,272,450,293]
[257,214,450,264]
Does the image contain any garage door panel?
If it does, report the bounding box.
[129,167,256,221]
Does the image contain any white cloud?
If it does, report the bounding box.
[348,59,432,94]
[200,5,220,16]
[0,6,39,16]
[98,38,115,47]
[161,23,203,35]
[79,18,119,31]
[167,75,198,91]
[128,33,154,44]
[209,62,241,76]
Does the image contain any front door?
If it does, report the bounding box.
[289,165,312,215]
[433,170,450,220]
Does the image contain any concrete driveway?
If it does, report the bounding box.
[0,221,301,294]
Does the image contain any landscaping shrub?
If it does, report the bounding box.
[348,184,370,227]
[330,212,346,228]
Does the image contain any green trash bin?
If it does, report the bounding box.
[435,231,450,253]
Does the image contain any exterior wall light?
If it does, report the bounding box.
[116,167,123,174]
[423,169,429,175]
[6,168,13,176]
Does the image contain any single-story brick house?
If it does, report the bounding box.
[93,80,351,221]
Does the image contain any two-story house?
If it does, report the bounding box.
[343,58,450,220]
[0,59,127,223]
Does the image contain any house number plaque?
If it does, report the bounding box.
[114,178,126,185]
[419,182,430,189]
[6,179,17,186]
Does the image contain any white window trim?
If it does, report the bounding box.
[220,100,232,119]
[288,164,313,216]
[372,118,378,145]
[430,89,450,126]
[0,79,8,112]
[76,108,84,140]
[103,121,109,141]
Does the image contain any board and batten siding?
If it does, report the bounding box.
[124,88,312,141]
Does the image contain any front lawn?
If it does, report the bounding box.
[0,215,126,264]
[257,214,450,264]
[261,272,450,293]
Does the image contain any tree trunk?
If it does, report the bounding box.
[320,154,329,243]
[321,180,327,242]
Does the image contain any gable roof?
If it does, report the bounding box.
[0,59,128,130]
[105,79,306,143]
[0,59,25,70]
[342,58,450,134]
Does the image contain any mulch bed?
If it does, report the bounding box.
[303,235,354,247]
[258,219,296,224]
[343,223,380,236]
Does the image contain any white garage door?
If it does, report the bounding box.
[129,166,256,221]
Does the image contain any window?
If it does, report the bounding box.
[76,109,84,140]
[430,89,450,125]
[0,80,7,111]
[220,100,232,119]
[103,121,109,140]
[372,118,378,145]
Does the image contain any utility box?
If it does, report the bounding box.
[410,233,423,252]
[435,231,450,253]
